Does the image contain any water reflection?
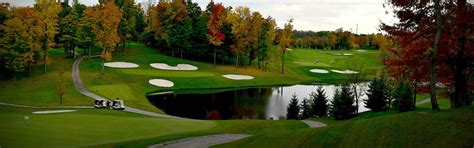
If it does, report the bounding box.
[147,84,369,120]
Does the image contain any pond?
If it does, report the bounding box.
[147,84,370,120]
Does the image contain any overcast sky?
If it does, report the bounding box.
[4,0,399,34]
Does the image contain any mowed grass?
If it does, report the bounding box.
[0,106,215,147]
[78,43,382,113]
[216,106,474,148]
[0,48,90,106]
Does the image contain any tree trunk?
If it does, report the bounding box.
[88,43,91,59]
[60,96,63,105]
[413,81,418,110]
[43,50,47,74]
[429,0,441,111]
[172,49,175,57]
[213,47,216,65]
[180,48,183,59]
[101,58,105,74]
[281,53,285,74]
[235,54,239,68]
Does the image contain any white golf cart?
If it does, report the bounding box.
[112,100,125,110]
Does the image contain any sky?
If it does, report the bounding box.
[4,0,399,34]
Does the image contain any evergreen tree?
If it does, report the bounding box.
[331,85,357,120]
[310,86,329,117]
[392,82,415,112]
[286,94,300,120]
[364,75,390,111]
[300,98,311,119]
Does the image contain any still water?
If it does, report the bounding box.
[147,84,369,120]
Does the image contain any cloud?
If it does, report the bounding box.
[6,0,397,34]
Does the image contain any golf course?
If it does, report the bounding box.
[1,0,473,147]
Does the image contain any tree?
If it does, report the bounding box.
[382,0,474,110]
[57,68,66,105]
[85,2,122,72]
[392,82,414,112]
[59,4,80,58]
[300,98,311,119]
[310,86,329,117]
[277,19,293,74]
[364,75,390,111]
[247,11,263,66]
[286,94,300,120]
[227,6,251,68]
[257,17,276,70]
[331,84,357,120]
[34,1,61,74]
[207,3,225,65]
[166,0,191,59]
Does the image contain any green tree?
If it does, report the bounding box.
[257,17,276,70]
[286,94,300,120]
[392,82,415,112]
[311,86,329,117]
[227,6,251,68]
[331,85,357,120]
[364,75,390,111]
[300,98,311,119]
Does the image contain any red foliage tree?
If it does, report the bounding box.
[207,3,225,65]
[382,0,473,108]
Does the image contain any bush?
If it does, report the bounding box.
[331,84,357,120]
[300,98,311,119]
[310,86,329,117]
[364,75,390,111]
[392,82,415,112]
[287,94,300,120]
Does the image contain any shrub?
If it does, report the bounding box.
[392,82,415,112]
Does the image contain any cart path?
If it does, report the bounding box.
[301,120,327,128]
[72,56,179,119]
[416,98,431,105]
[148,134,251,148]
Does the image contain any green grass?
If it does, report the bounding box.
[0,106,215,147]
[216,106,474,148]
[77,43,382,113]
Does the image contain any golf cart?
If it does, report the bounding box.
[112,100,125,110]
[94,100,107,109]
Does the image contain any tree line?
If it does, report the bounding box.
[291,29,393,50]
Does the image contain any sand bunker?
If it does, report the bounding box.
[342,53,353,56]
[222,74,254,80]
[150,63,198,71]
[149,79,174,87]
[309,69,329,74]
[104,62,139,68]
[33,110,76,114]
[331,70,359,74]
[356,50,367,52]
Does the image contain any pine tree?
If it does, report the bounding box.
[311,86,329,117]
[286,94,300,120]
[364,75,390,111]
[392,82,415,112]
[300,98,311,119]
[331,85,357,120]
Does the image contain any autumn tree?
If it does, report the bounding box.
[34,1,61,74]
[85,2,122,72]
[257,17,276,70]
[276,19,293,74]
[227,6,251,68]
[207,3,225,64]
[382,0,473,109]
[167,0,192,59]
[57,68,66,105]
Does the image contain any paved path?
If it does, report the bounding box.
[0,102,93,109]
[301,120,327,128]
[148,134,251,148]
[72,56,179,119]
[416,98,431,105]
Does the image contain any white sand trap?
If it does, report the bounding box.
[149,79,174,87]
[150,63,198,71]
[104,62,139,68]
[33,110,76,114]
[343,53,353,56]
[356,50,367,52]
[286,48,293,51]
[331,70,359,74]
[309,69,329,74]
[222,74,254,80]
